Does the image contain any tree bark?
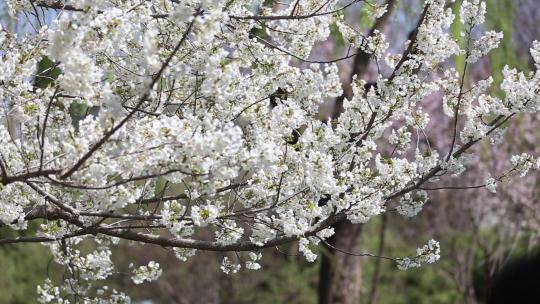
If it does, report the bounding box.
[367,214,388,304]
[318,221,364,304]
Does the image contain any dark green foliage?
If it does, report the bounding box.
[330,22,346,54]
[485,0,528,96]
[236,255,319,304]
[0,224,52,303]
[34,56,61,90]
[360,217,464,304]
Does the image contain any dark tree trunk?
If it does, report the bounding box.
[318,221,364,304]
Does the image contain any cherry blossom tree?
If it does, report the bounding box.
[1,0,539,302]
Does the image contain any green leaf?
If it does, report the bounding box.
[330,22,345,54]
[485,0,528,97]
[451,0,466,76]
[34,56,61,89]
[154,176,168,197]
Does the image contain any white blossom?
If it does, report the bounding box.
[467,31,503,63]
[396,239,441,270]
[511,153,539,177]
[221,257,241,274]
[131,261,162,284]
[191,205,220,227]
[245,252,262,270]
[174,248,198,262]
[460,0,487,26]
[299,238,317,262]
[485,177,497,193]
[397,191,428,217]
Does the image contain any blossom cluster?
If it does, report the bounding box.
[396,239,441,270]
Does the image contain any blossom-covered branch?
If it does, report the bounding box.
[1,0,539,301]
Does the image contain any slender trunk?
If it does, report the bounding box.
[319,2,397,303]
[318,221,364,304]
[367,214,388,304]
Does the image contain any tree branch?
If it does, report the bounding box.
[59,10,201,180]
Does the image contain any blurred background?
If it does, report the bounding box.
[1,0,539,303]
